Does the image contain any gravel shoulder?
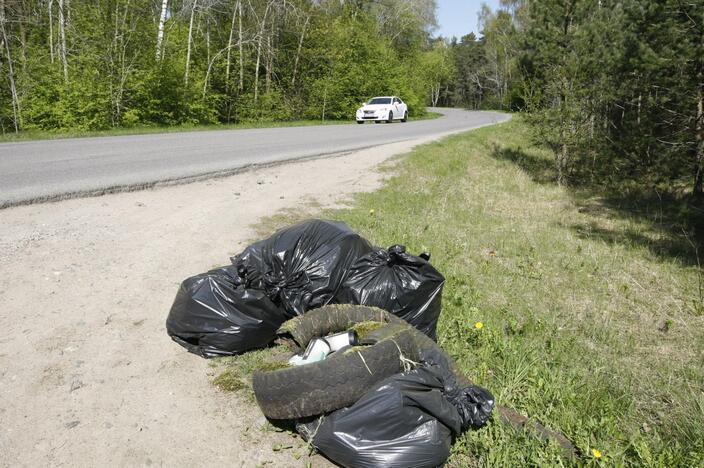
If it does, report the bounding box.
[0,123,506,466]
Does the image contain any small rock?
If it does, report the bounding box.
[256,180,264,185]
[234,192,241,196]
[279,196,285,199]
[658,319,673,332]
[64,420,80,429]
[70,379,83,392]
[135,202,145,207]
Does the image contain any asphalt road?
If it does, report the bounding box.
[0,108,509,207]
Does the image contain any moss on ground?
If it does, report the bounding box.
[351,321,385,340]
[213,369,247,392]
[255,361,293,372]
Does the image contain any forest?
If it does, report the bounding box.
[0,0,702,196]
[0,0,444,130]
[440,1,703,197]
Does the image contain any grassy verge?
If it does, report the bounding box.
[216,116,703,466]
[0,112,442,143]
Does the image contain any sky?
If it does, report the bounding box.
[435,0,502,40]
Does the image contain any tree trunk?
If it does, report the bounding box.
[238,0,243,92]
[557,142,568,185]
[225,0,239,90]
[321,82,327,121]
[111,0,131,126]
[695,75,703,196]
[265,33,271,94]
[184,0,198,85]
[0,0,20,132]
[254,1,271,103]
[48,0,54,63]
[58,0,68,82]
[155,0,168,61]
[291,15,308,87]
[205,17,210,67]
[18,6,27,65]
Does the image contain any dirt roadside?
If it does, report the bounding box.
[0,134,453,467]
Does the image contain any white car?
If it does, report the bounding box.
[356,96,408,124]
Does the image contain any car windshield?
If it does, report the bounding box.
[368,98,391,105]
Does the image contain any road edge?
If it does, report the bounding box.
[0,112,511,210]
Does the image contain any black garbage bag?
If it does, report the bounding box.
[335,244,445,340]
[166,265,285,358]
[297,365,493,468]
[232,219,373,315]
[416,346,495,430]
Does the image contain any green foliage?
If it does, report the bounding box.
[440,0,703,195]
[0,0,441,134]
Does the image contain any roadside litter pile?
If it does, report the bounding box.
[166,219,494,467]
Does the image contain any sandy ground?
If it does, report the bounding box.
[0,133,461,467]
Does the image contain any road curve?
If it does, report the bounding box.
[0,108,509,207]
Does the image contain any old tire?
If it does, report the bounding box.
[253,305,419,420]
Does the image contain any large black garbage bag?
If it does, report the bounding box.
[232,219,373,315]
[335,244,445,340]
[166,265,285,358]
[297,365,491,468]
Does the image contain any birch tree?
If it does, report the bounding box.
[48,0,54,63]
[155,0,168,61]
[0,0,20,131]
[184,0,198,85]
[58,0,68,82]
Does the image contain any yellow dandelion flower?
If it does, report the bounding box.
[474,322,484,330]
[369,209,375,215]
[591,448,602,459]
[489,250,496,257]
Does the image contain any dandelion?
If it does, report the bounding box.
[474,322,484,330]
[489,250,496,257]
[591,448,602,459]
[369,209,375,215]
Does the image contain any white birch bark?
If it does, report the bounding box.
[58,0,68,82]
[48,0,54,63]
[0,0,20,131]
[184,0,198,85]
[155,0,168,61]
[253,1,272,102]
[291,15,308,87]
[238,0,243,91]
[225,0,239,89]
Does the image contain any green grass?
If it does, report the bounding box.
[0,112,442,142]
[216,116,703,466]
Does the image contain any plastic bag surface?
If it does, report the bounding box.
[166,266,285,358]
[232,219,373,315]
[335,245,445,339]
[417,346,495,430]
[297,366,461,468]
